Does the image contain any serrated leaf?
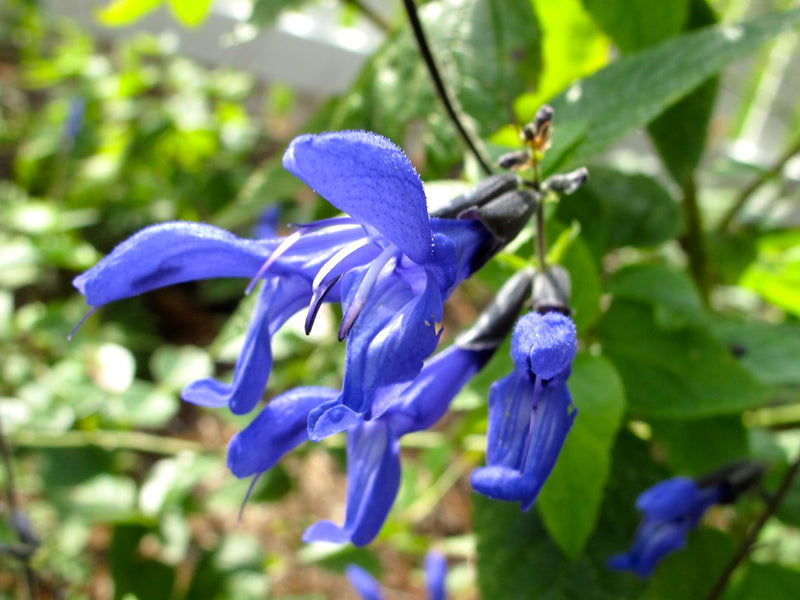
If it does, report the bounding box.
[541,8,800,173]
[557,168,682,254]
[581,0,690,53]
[598,300,768,418]
[648,0,719,186]
[538,354,626,559]
[607,264,706,329]
[167,0,213,27]
[96,0,163,26]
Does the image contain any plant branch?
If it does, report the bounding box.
[343,0,391,33]
[9,429,209,456]
[705,453,800,600]
[717,135,800,232]
[680,176,711,306]
[401,0,493,175]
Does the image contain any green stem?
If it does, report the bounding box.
[342,0,391,33]
[681,176,711,306]
[401,0,493,175]
[717,135,800,232]
[9,429,209,456]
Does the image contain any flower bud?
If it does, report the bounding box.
[544,167,589,195]
[430,174,519,219]
[533,265,571,314]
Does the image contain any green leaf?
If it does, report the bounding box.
[581,0,689,53]
[538,354,626,559]
[167,0,214,27]
[558,230,602,332]
[557,168,682,254]
[96,0,163,26]
[475,431,663,599]
[607,264,706,329]
[648,0,719,186]
[542,8,800,173]
[741,230,800,318]
[643,529,734,599]
[249,0,310,27]
[726,562,800,600]
[327,0,542,174]
[516,0,609,116]
[711,317,800,387]
[650,416,748,475]
[598,300,767,418]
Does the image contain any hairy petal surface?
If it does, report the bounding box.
[511,312,577,379]
[227,387,338,478]
[73,222,272,307]
[283,131,432,264]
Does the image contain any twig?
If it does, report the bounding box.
[717,135,800,232]
[0,415,37,600]
[705,453,800,600]
[401,0,493,175]
[9,429,209,456]
[680,176,711,307]
[342,0,391,33]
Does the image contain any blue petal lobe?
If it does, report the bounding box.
[346,565,384,600]
[303,421,401,546]
[227,387,338,477]
[182,277,310,414]
[283,131,432,264]
[73,222,271,307]
[425,552,447,600]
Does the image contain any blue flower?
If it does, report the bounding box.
[73,131,495,418]
[608,476,725,577]
[346,551,447,600]
[228,269,534,546]
[470,310,577,511]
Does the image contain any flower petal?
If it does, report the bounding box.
[636,477,703,521]
[346,565,384,600]
[303,421,401,546]
[425,552,447,600]
[484,372,536,468]
[182,277,310,414]
[470,465,539,502]
[283,131,432,264]
[73,222,272,307]
[227,387,338,478]
[511,312,577,379]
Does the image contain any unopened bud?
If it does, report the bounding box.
[533,266,571,314]
[464,189,538,244]
[430,174,519,219]
[457,267,535,350]
[544,167,589,195]
[497,150,530,171]
[695,460,765,504]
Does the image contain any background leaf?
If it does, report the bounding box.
[581,0,690,53]
[540,7,800,172]
[167,0,214,28]
[538,354,626,559]
[598,300,767,418]
[96,0,163,26]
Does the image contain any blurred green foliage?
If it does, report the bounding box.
[1,0,800,598]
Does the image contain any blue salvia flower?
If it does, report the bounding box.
[227,270,534,546]
[471,308,578,511]
[609,461,763,577]
[73,131,499,419]
[607,477,724,577]
[347,551,447,600]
